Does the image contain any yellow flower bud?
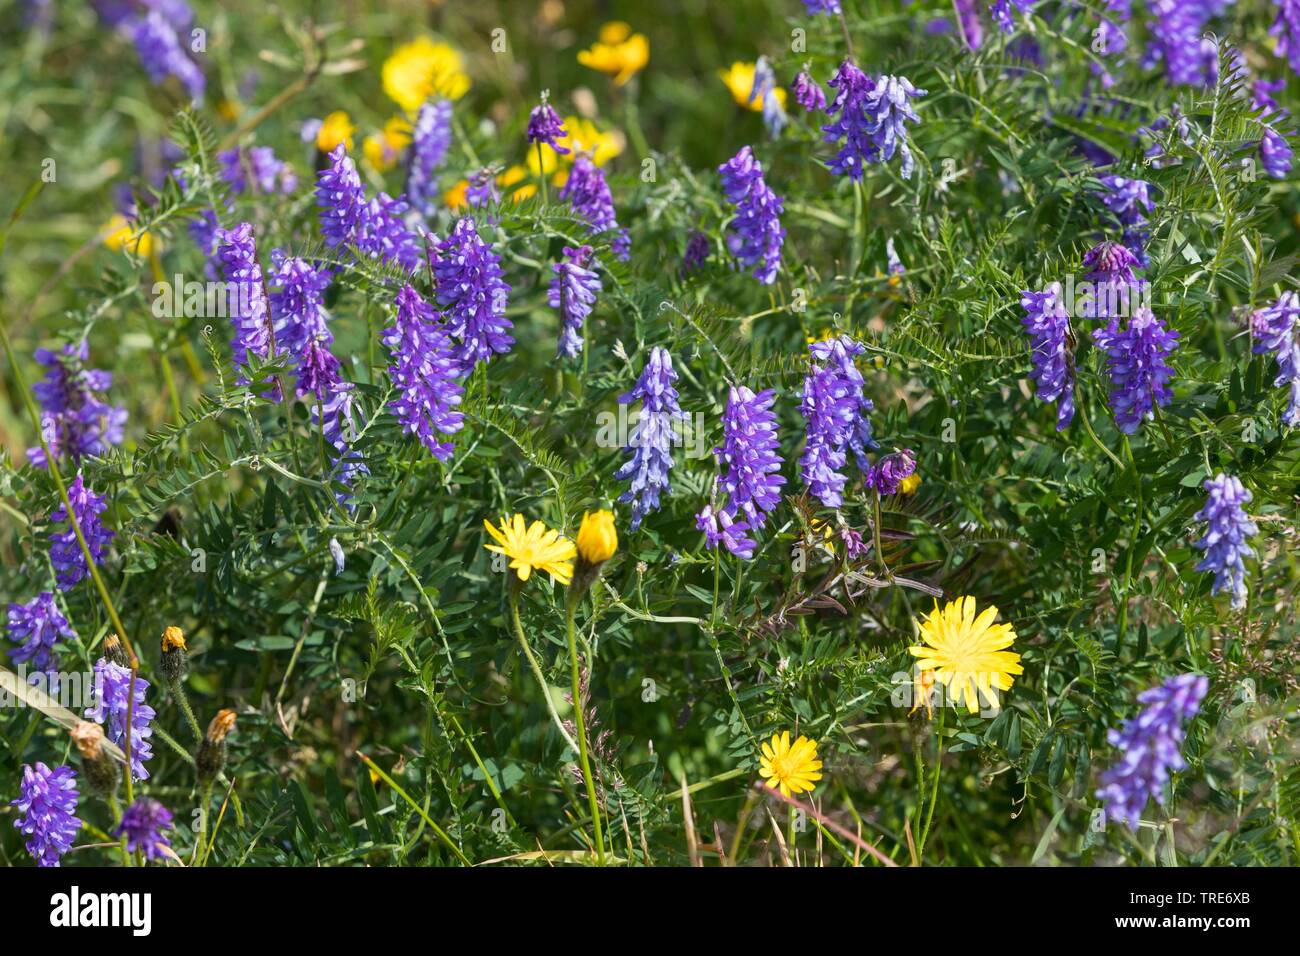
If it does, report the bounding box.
[576,510,618,565]
[162,626,187,652]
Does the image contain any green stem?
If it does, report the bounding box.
[508,587,580,754]
[566,601,606,865]
[170,678,203,743]
[917,707,945,862]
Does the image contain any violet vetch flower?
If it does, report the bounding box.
[886,237,905,278]
[954,0,984,49]
[407,99,453,217]
[11,763,81,867]
[316,145,368,250]
[114,798,174,862]
[49,473,114,591]
[559,153,630,260]
[696,504,756,560]
[748,56,788,138]
[682,231,711,273]
[698,386,786,557]
[214,222,280,394]
[1250,291,1300,425]
[466,167,500,208]
[840,526,868,559]
[6,592,74,676]
[317,381,369,501]
[1144,0,1223,87]
[1097,674,1207,828]
[269,252,338,400]
[1020,284,1076,430]
[616,347,687,531]
[434,217,514,368]
[526,93,569,154]
[822,62,927,180]
[382,285,465,461]
[718,145,785,285]
[990,0,1036,32]
[1193,473,1257,609]
[866,448,917,495]
[132,11,204,103]
[85,658,155,781]
[1096,175,1155,266]
[792,71,827,112]
[802,0,842,13]
[1092,307,1179,434]
[363,192,423,272]
[27,342,127,467]
[1271,0,1300,77]
[219,145,295,195]
[1254,79,1293,179]
[1080,239,1144,319]
[550,245,601,359]
[800,336,877,508]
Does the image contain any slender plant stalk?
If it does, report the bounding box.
[566,601,606,865]
[508,587,581,754]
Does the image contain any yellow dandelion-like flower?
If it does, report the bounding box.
[908,596,1023,714]
[718,62,787,113]
[316,111,355,153]
[102,214,158,257]
[899,472,921,495]
[382,37,470,114]
[483,514,576,585]
[576,510,618,565]
[497,165,537,203]
[758,731,824,798]
[444,179,469,210]
[363,116,412,171]
[577,21,649,86]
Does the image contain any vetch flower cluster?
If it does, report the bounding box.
[822,62,927,180]
[114,798,174,862]
[269,253,338,400]
[1092,306,1179,434]
[550,245,602,359]
[1193,473,1257,609]
[11,763,81,867]
[1020,283,1076,430]
[616,347,686,531]
[6,592,75,677]
[214,222,279,392]
[85,658,156,782]
[1097,673,1207,829]
[799,335,877,508]
[27,342,127,468]
[406,99,453,217]
[1095,175,1154,265]
[698,386,786,559]
[382,285,465,461]
[559,153,630,260]
[132,11,204,103]
[49,473,114,591]
[1250,291,1300,425]
[434,217,514,369]
[718,145,785,285]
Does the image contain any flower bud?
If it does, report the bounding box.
[196,708,237,787]
[102,633,131,667]
[70,721,120,797]
[572,510,618,598]
[160,626,188,683]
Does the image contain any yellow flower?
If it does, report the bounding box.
[363,116,412,171]
[483,514,576,585]
[908,597,1023,714]
[758,731,824,798]
[718,61,787,112]
[899,472,921,495]
[102,214,157,257]
[382,37,470,114]
[497,165,537,202]
[217,99,242,121]
[444,180,469,209]
[576,510,618,565]
[577,21,649,86]
[161,626,187,652]
[317,111,355,153]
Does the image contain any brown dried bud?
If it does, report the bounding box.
[196,709,237,786]
[102,634,131,667]
[70,721,120,797]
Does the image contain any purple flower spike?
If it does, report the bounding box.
[800,335,877,508]
[1097,674,1207,829]
[866,448,917,495]
[822,62,927,180]
[407,99,453,217]
[527,94,570,154]
[214,222,280,393]
[115,798,174,862]
[616,347,687,531]
[990,0,1036,32]
[559,154,630,260]
[434,217,514,369]
[715,386,786,529]
[132,11,204,103]
[1092,307,1179,434]
[49,473,114,591]
[85,658,155,782]
[1273,0,1300,77]
[269,253,338,400]
[11,763,81,867]
[316,145,368,250]
[1250,291,1300,425]
[382,285,465,461]
[1020,283,1076,430]
[718,145,785,285]
[1146,0,1221,87]
[792,71,827,112]
[954,0,984,49]
[1193,473,1257,609]
[682,231,711,273]
[801,0,842,13]
[1080,240,1146,319]
[6,592,74,677]
[550,245,601,359]
[27,342,127,468]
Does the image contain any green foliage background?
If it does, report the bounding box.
[1,0,1298,866]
